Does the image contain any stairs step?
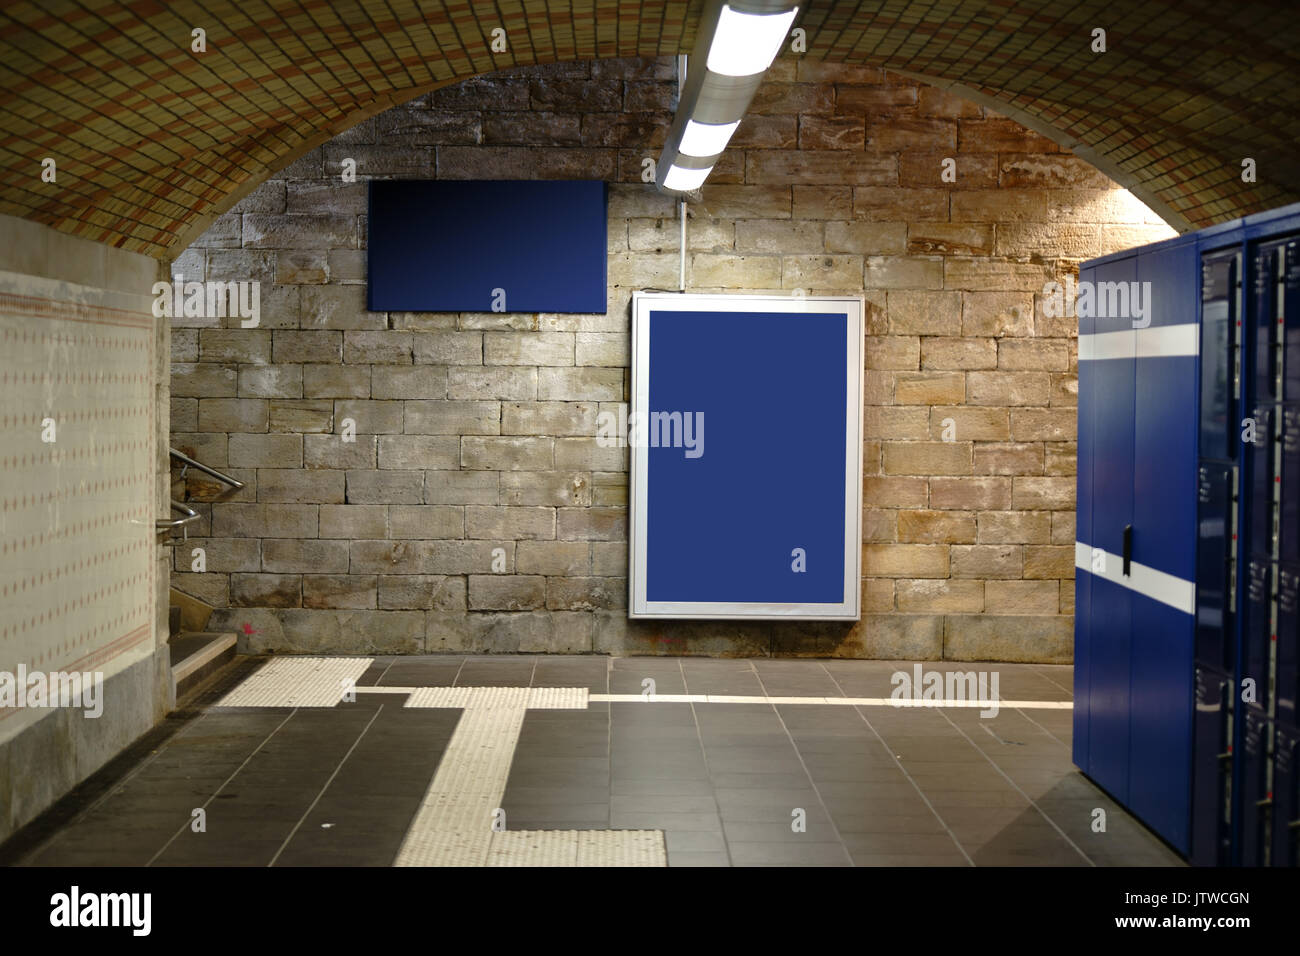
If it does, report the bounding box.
[170,632,237,700]
[168,605,181,638]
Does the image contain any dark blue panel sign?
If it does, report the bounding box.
[367,180,607,313]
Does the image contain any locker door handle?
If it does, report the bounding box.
[1122,524,1133,577]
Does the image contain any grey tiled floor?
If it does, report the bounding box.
[5,656,1184,867]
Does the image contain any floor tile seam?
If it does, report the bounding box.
[817,661,975,867]
[750,660,855,868]
[932,707,1096,867]
[145,708,300,867]
[267,702,387,867]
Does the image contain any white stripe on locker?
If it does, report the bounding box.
[1073,540,1196,615]
[1077,322,1198,361]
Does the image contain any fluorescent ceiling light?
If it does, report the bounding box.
[663,164,712,192]
[679,119,741,158]
[705,4,799,78]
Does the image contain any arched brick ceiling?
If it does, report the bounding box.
[1,1,1296,258]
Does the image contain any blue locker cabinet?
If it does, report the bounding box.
[1074,238,1197,851]
[1076,202,1300,866]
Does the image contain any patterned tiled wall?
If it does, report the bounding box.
[0,271,156,744]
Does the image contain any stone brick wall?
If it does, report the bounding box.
[168,56,1174,661]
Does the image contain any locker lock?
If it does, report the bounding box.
[1122,524,1133,577]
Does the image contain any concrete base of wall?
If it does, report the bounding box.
[0,647,171,844]
[207,607,1073,664]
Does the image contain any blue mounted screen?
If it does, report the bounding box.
[367,180,607,313]
[629,293,864,620]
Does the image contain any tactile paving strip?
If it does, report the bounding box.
[213,657,374,708]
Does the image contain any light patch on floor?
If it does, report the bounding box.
[395,686,665,867]
[214,656,374,707]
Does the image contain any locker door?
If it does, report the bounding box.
[1200,251,1239,462]
[1282,405,1300,563]
[1250,242,1282,405]
[1286,241,1300,403]
[1126,242,1196,852]
[1272,724,1299,866]
[1196,464,1236,672]
[1243,558,1272,712]
[1247,404,1277,558]
[1086,256,1138,800]
[1191,665,1234,866]
[1278,563,1299,731]
[1238,708,1271,866]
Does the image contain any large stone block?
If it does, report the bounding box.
[334,400,402,434]
[966,371,1051,406]
[928,476,1012,510]
[468,575,547,611]
[516,541,592,576]
[304,434,377,469]
[228,433,303,468]
[465,505,556,540]
[973,442,1044,476]
[983,580,1060,615]
[378,575,467,611]
[942,614,1072,663]
[896,579,984,613]
[461,436,554,471]
[300,286,386,331]
[854,188,947,222]
[212,503,318,538]
[262,538,350,573]
[447,367,538,401]
[318,504,387,539]
[557,507,627,541]
[403,400,500,435]
[1012,476,1075,510]
[949,544,1023,579]
[258,468,345,503]
[882,441,972,475]
[862,543,948,578]
[230,573,301,607]
[389,504,465,539]
[412,331,483,365]
[238,364,302,398]
[976,511,1052,544]
[501,471,592,506]
[303,365,369,398]
[921,336,997,370]
[263,399,331,434]
[370,366,448,400]
[346,469,425,503]
[501,401,598,435]
[303,574,377,610]
[425,470,500,505]
[897,509,977,544]
[547,577,626,610]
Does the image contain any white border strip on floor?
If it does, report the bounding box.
[587,694,1071,708]
[350,688,1073,709]
[1074,540,1196,614]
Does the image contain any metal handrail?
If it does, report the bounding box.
[156,448,246,535]
[157,499,202,533]
[169,448,246,492]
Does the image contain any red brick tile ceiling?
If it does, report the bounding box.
[1,1,1296,257]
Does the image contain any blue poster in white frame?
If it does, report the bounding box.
[629,292,864,620]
